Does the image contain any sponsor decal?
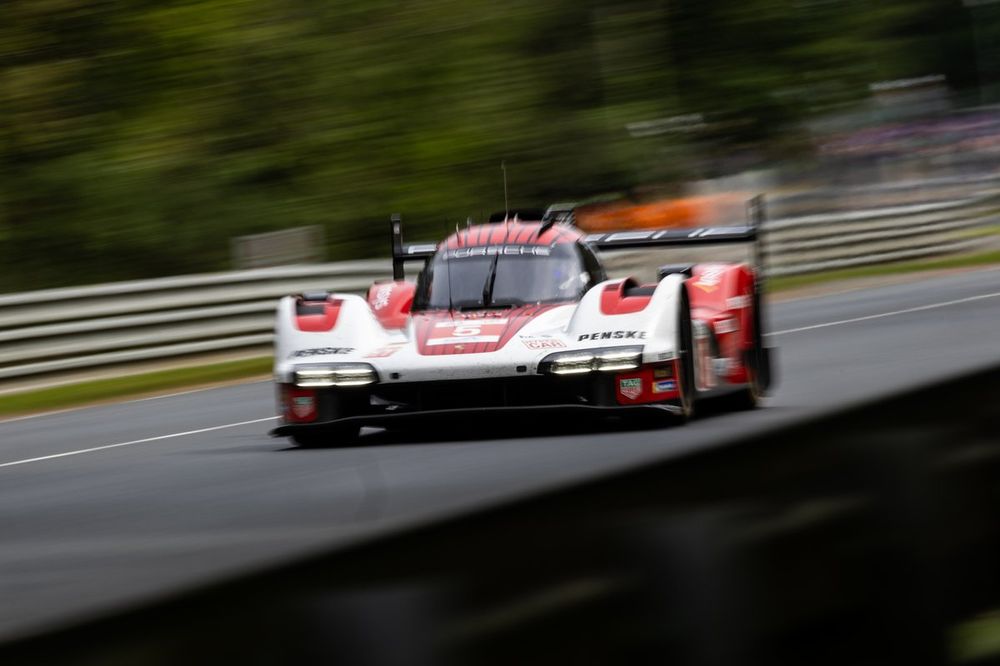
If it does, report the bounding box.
[653,379,677,394]
[696,335,713,390]
[291,396,315,420]
[692,265,726,293]
[619,377,643,401]
[726,295,751,309]
[448,311,508,320]
[521,338,567,350]
[713,357,734,377]
[365,343,405,358]
[653,367,674,379]
[578,330,647,341]
[446,246,551,259]
[372,284,393,310]
[715,318,738,335]
[289,347,354,358]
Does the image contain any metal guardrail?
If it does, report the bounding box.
[0,194,996,385]
[763,191,999,276]
[767,172,1000,217]
[0,261,389,383]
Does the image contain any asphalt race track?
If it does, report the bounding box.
[1,267,998,642]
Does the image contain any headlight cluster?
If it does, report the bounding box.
[294,364,378,388]
[539,346,643,375]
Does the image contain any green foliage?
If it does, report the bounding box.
[0,0,977,291]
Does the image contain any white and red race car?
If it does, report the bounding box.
[271,200,775,446]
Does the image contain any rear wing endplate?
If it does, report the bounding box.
[390,214,437,281]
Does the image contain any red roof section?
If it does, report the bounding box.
[443,222,583,249]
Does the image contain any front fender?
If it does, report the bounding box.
[565,274,686,361]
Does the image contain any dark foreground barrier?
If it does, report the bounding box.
[4,365,999,665]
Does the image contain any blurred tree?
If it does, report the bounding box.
[0,0,984,291]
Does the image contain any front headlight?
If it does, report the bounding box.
[294,364,378,387]
[539,346,643,375]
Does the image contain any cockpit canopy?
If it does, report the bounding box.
[413,241,605,311]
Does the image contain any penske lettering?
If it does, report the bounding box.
[577,330,647,341]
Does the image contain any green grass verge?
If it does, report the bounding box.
[0,356,271,418]
[952,610,1000,663]
[2,249,999,418]
[768,249,1000,293]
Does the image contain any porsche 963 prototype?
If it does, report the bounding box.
[271,199,775,446]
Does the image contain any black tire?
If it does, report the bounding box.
[291,426,361,448]
[746,288,768,406]
[676,286,696,421]
[732,289,765,410]
[731,357,762,411]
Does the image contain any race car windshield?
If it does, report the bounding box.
[414,244,594,310]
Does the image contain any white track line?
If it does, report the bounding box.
[0,416,278,469]
[768,291,1000,336]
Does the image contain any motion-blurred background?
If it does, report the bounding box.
[3,0,1000,292]
[4,5,1000,664]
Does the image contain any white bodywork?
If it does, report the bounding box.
[273,274,687,384]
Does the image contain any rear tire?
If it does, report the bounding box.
[732,289,765,410]
[676,287,696,421]
[732,356,762,411]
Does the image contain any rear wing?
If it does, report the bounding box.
[584,195,768,284]
[389,214,437,281]
[388,195,768,281]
